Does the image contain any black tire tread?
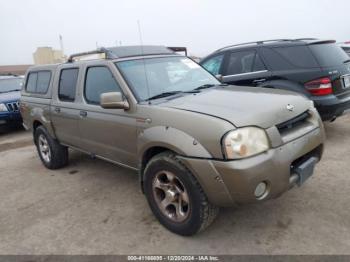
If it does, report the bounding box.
[144,151,219,235]
[34,126,68,169]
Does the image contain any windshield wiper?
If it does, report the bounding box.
[344,59,350,64]
[193,84,216,91]
[145,91,183,101]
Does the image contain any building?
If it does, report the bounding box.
[33,47,66,64]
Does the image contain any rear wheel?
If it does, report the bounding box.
[143,151,219,236]
[34,126,68,169]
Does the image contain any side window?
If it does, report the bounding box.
[253,53,266,71]
[226,51,256,75]
[201,54,224,75]
[85,66,121,105]
[26,71,51,93]
[58,68,79,102]
[36,71,51,93]
[26,72,38,93]
[261,48,295,70]
[274,46,319,68]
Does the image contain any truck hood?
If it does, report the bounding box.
[160,86,310,129]
[0,91,20,103]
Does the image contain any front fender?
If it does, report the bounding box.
[138,126,212,161]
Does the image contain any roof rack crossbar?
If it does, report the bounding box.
[67,47,117,62]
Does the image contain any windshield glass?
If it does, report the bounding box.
[0,78,23,93]
[309,43,349,67]
[116,56,220,101]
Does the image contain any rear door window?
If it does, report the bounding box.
[273,46,319,68]
[225,51,266,75]
[36,71,51,93]
[58,68,79,102]
[201,54,224,75]
[309,43,349,67]
[84,66,121,105]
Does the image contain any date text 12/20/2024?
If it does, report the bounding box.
[127,256,219,261]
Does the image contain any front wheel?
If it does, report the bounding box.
[34,126,68,169]
[143,151,219,236]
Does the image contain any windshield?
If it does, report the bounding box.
[309,43,349,67]
[116,56,220,101]
[0,78,23,93]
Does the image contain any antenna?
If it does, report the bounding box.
[137,20,151,104]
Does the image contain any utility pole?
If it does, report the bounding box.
[59,34,65,56]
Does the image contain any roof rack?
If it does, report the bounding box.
[214,38,322,53]
[67,45,185,63]
[294,38,317,41]
[67,47,117,63]
[214,39,293,52]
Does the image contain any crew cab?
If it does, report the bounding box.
[20,46,325,235]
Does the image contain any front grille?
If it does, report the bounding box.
[6,102,19,112]
[276,111,310,133]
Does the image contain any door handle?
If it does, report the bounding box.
[253,78,266,84]
[54,107,61,113]
[79,111,87,117]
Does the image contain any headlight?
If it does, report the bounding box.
[223,127,270,159]
[0,103,8,112]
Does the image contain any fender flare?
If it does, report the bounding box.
[138,126,212,163]
[31,106,57,139]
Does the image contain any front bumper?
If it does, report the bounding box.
[0,111,22,124]
[180,126,325,207]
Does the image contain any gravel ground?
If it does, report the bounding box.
[0,116,349,255]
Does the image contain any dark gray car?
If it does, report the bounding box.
[20,46,325,235]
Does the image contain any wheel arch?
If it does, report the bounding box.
[138,126,213,191]
[31,115,57,139]
[138,126,212,168]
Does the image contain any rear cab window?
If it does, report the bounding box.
[26,71,51,94]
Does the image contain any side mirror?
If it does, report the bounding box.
[100,92,129,110]
[215,74,223,82]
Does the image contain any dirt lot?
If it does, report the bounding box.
[0,117,350,255]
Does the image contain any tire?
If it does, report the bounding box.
[34,126,68,169]
[143,151,219,236]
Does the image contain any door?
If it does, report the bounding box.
[222,50,271,86]
[51,67,81,146]
[78,65,138,168]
